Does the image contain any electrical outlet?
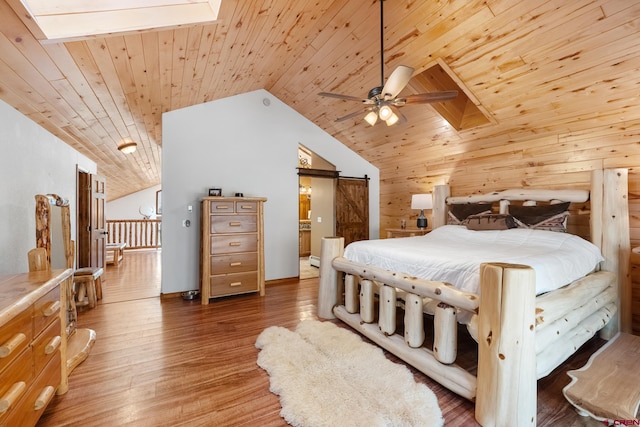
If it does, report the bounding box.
[317,217,322,223]
[182,219,191,227]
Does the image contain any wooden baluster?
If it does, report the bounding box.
[434,302,457,364]
[404,293,425,347]
[379,285,396,335]
[359,279,374,323]
[344,274,358,313]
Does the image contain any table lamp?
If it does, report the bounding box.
[411,194,433,229]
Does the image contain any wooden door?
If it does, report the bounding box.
[90,174,107,269]
[335,178,369,247]
[78,172,106,269]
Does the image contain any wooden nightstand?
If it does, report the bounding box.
[386,228,430,238]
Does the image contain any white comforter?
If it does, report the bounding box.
[343,225,604,295]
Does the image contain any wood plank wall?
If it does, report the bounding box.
[379,120,640,247]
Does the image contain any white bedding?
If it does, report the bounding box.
[343,225,604,295]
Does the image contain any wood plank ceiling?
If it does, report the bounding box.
[0,0,639,201]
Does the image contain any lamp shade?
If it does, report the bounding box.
[364,110,378,126]
[411,193,433,210]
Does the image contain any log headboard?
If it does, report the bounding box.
[430,168,631,334]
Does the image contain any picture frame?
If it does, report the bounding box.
[156,190,162,215]
[209,188,222,196]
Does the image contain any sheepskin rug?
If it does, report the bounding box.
[255,320,443,427]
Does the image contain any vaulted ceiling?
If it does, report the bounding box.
[1,0,639,200]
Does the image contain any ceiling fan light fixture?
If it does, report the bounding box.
[385,112,399,126]
[378,105,393,120]
[318,0,457,126]
[118,142,137,154]
[364,111,378,126]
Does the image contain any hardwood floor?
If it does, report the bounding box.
[39,251,605,426]
[101,249,162,303]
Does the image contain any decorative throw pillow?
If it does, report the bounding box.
[508,202,571,232]
[465,214,517,230]
[447,203,492,225]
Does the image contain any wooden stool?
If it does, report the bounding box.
[74,267,104,308]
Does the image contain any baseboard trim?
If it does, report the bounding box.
[160,292,183,301]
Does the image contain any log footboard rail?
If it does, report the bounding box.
[318,238,618,427]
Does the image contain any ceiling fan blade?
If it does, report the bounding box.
[401,90,459,104]
[335,109,369,122]
[318,92,366,102]
[381,65,414,99]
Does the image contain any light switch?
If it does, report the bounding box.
[317,217,322,223]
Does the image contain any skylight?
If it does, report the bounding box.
[408,59,493,131]
[9,0,222,42]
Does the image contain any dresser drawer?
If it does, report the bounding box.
[210,234,257,254]
[209,272,258,297]
[210,215,257,234]
[2,351,61,427]
[208,200,235,213]
[210,253,258,275]
[33,286,61,337]
[235,201,258,213]
[32,319,61,374]
[0,308,32,375]
[0,346,34,421]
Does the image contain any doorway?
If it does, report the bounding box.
[298,146,337,278]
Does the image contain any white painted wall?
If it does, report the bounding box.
[107,184,162,219]
[162,89,379,294]
[0,99,97,274]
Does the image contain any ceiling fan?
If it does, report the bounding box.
[318,0,458,126]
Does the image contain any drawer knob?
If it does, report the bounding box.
[0,333,27,358]
[43,300,61,317]
[229,222,241,227]
[240,205,253,210]
[45,335,62,355]
[229,242,241,247]
[0,381,26,414]
[230,282,242,287]
[34,386,56,411]
[216,206,230,210]
[229,262,242,267]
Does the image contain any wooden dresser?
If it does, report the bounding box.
[201,196,267,305]
[0,269,72,427]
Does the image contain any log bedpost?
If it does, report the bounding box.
[432,184,450,230]
[591,168,630,336]
[317,237,344,319]
[475,263,536,427]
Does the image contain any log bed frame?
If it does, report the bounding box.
[317,168,630,426]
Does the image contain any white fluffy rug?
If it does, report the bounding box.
[255,320,444,427]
